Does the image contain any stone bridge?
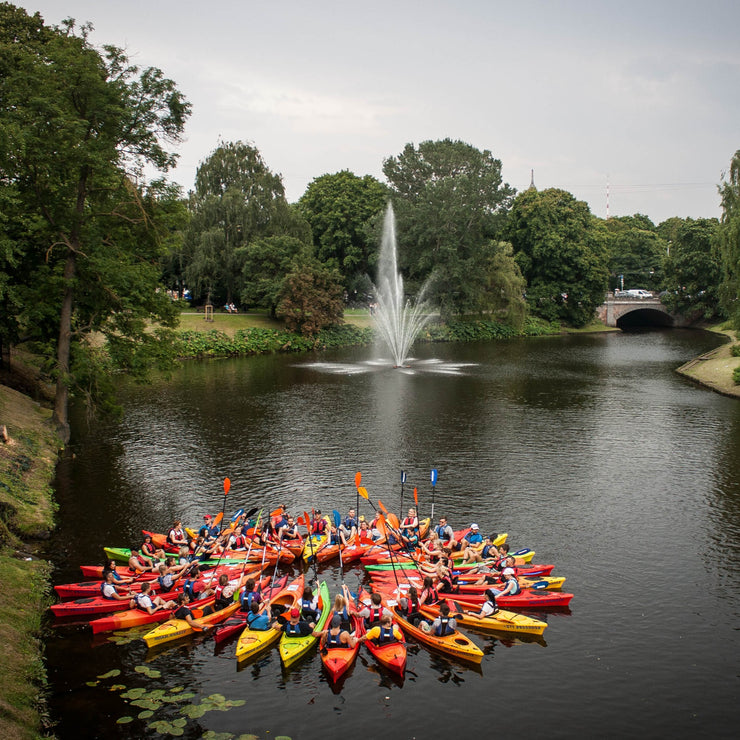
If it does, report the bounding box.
[596,295,688,328]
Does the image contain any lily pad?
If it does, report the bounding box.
[85,681,99,687]
[110,684,127,692]
[138,710,154,719]
[116,716,134,724]
[202,732,233,740]
[121,688,147,700]
[130,698,162,711]
[97,669,121,679]
[148,720,184,736]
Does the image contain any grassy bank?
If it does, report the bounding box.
[0,385,59,740]
[676,325,740,398]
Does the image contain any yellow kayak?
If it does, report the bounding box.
[419,601,548,636]
[235,575,304,662]
[278,581,330,667]
[142,601,240,648]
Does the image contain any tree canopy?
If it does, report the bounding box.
[0,4,190,441]
[605,215,666,292]
[716,150,740,328]
[298,170,387,292]
[382,139,516,317]
[506,188,609,326]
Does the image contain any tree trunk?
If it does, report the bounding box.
[51,249,76,444]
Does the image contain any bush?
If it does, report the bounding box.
[731,344,740,358]
[734,366,740,385]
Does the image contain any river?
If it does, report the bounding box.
[46,329,740,739]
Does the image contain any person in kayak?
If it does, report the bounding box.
[100,571,132,601]
[245,600,273,630]
[421,531,444,562]
[239,578,263,613]
[130,582,177,614]
[128,549,155,574]
[419,576,441,606]
[399,508,420,550]
[311,511,327,535]
[213,574,237,611]
[486,568,521,598]
[227,525,250,550]
[339,508,358,540]
[434,517,457,550]
[156,563,182,594]
[141,535,166,562]
[102,560,135,585]
[300,583,321,622]
[279,515,301,540]
[332,586,354,631]
[358,592,392,628]
[167,520,189,548]
[428,602,457,636]
[274,606,315,636]
[465,589,500,618]
[360,613,404,645]
[398,585,424,626]
[173,593,210,629]
[315,613,357,649]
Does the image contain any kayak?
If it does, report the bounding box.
[418,600,548,636]
[386,600,484,664]
[367,571,565,592]
[55,579,150,600]
[371,578,574,609]
[278,580,331,667]
[320,613,362,682]
[355,588,406,676]
[50,594,138,618]
[143,600,241,648]
[212,574,283,645]
[235,575,304,662]
[104,545,293,567]
[363,561,556,578]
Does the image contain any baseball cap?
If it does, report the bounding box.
[502,567,515,576]
[204,514,212,521]
[470,523,479,530]
[289,607,300,618]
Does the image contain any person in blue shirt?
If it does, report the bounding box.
[245,600,273,630]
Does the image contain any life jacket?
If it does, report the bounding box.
[403,517,419,537]
[481,544,495,559]
[284,621,304,636]
[403,597,420,617]
[422,586,440,605]
[167,528,185,545]
[435,616,454,637]
[157,573,175,592]
[301,597,318,617]
[231,535,248,549]
[241,590,261,612]
[438,573,458,594]
[364,606,383,627]
[343,516,358,530]
[100,582,116,599]
[182,580,197,600]
[326,630,344,647]
[329,532,341,546]
[312,519,326,535]
[507,577,521,595]
[133,593,152,612]
[373,625,395,645]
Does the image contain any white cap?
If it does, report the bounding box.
[502,567,515,576]
[470,523,479,530]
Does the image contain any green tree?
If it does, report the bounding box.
[506,188,609,326]
[661,218,721,319]
[183,141,309,306]
[382,139,516,317]
[239,235,311,317]
[277,256,345,335]
[716,150,740,328]
[298,170,387,291]
[0,5,190,441]
[605,214,666,291]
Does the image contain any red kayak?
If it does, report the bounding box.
[320,613,363,682]
[354,588,406,676]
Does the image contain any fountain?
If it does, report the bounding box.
[373,204,433,367]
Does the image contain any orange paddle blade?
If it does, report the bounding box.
[223,477,231,495]
[358,486,369,500]
[213,512,224,526]
[354,471,362,488]
[376,514,388,537]
[413,487,418,506]
[378,500,388,514]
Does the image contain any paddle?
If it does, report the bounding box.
[354,471,362,536]
[430,469,438,522]
[302,511,320,584]
[400,470,406,520]
[376,514,400,592]
[220,477,231,527]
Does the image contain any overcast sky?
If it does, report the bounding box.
[18,0,740,224]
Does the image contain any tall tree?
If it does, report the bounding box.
[298,170,387,291]
[661,218,721,319]
[506,188,609,326]
[0,5,190,441]
[605,214,666,291]
[382,139,516,317]
[716,150,740,328]
[184,141,309,306]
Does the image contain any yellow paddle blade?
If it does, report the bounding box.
[358,486,369,500]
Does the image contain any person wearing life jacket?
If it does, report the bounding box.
[239,578,263,613]
[141,535,165,562]
[245,600,273,630]
[167,520,189,548]
[487,568,521,598]
[213,574,237,611]
[465,589,500,619]
[102,561,135,586]
[173,592,210,629]
[436,558,459,595]
[130,582,177,614]
[300,584,321,623]
[327,524,347,547]
[399,508,420,550]
[180,566,205,601]
[398,585,423,627]
[314,613,357,649]
[228,526,249,551]
[358,591,391,628]
[100,571,132,601]
[434,517,456,549]
[156,563,180,593]
[274,606,315,636]
[430,602,457,636]
[361,613,404,645]
[339,509,358,540]
[332,587,353,632]
[279,515,301,540]
[128,549,154,574]
[420,576,441,606]
[311,511,327,536]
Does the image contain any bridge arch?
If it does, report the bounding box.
[597,296,681,328]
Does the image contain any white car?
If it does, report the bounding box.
[621,289,653,298]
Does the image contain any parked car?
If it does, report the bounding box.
[618,289,653,298]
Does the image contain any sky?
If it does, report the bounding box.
[16,0,740,224]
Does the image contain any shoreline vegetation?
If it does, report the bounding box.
[0,314,737,740]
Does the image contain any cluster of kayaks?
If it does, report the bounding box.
[51,505,573,680]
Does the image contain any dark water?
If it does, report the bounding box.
[46,330,740,739]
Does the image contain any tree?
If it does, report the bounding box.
[661,218,721,319]
[298,170,387,291]
[277,256,345,335]
[183,141,310,306]
[239,235,311,317]
[0,5,190,441]
[505,188,609,326]
[382,139,516,317]
[605,214,666,291]
[716,150,740,328]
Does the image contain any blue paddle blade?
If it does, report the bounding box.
[349,590,358,600]
[230,508,245,521]
[430,468,438,486]
[512,548,530,556]
[333,510,341,527]
[531,581,548,589]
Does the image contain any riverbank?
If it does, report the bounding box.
[0,385,59,740]
[676,326,740,398]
